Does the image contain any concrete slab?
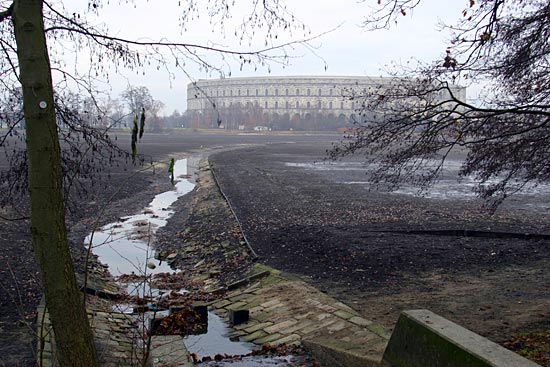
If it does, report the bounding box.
[211,277,390,365]
[382,309,541,367]
[149,335,194,367]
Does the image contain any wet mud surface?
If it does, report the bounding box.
[2,131,550,365]
[209,142,550,343]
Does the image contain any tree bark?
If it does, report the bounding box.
[12,1,99,366]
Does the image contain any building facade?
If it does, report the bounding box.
[186,76,466,131]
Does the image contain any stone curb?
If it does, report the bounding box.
[382,310,541,367]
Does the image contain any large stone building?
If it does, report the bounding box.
[186,76,466,131]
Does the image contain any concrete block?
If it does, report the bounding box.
[242,330,268,342]
[264,319,298,334]
[229,293,254,302]
[270,333,302,346]
[382,309,540,367]
[191,302,208,323]
[334,310,355,320]
[211,299,231,309]
[226,301,247,311]
[229,309,250,326]
[260,299,282,308]
[349,316,372,328]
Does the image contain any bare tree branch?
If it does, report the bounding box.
[329,0,550,210]
[0,2,13,23]
[44,25,328,59]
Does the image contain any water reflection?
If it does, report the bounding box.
[85,158,195,277]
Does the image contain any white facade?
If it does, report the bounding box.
[186,76,466,130]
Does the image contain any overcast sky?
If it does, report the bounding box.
[66,0,467,114]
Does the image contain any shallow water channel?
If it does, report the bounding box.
[86,158,195,278]
[84,156,260,360]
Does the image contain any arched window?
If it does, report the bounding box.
[275,101,278,108]
[265,101,268,108]
[307,89,311,96]
[275,89,279,96]
[296,89,300,96]
[307,101,311,109]
[265,89,269,96]
[296,101,299,108]
[329,101,333,109]
[318,88,322,96]
[285,89,289,96]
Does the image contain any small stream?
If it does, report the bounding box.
[84,156,261,360]
[85,158,195,278]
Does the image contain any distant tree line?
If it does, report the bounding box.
[187,101,356,131]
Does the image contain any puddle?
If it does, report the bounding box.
[285,161,366,171]
[187,313,310,367]
[197,355,306,366]
[184,312,256,359]
[287,159,550,212]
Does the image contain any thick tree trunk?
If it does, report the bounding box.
[12,1,99,366]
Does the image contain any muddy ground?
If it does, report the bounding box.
[2,131,550,365]
[0,132,328,366]
[209,142,550,344]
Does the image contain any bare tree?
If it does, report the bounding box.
[330,0,550,210]
[120,85,154,116]
[120,85,166,131]
[0,0,315,365]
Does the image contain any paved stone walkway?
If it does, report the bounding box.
[209,265,391,366]
[37,305,137,367]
